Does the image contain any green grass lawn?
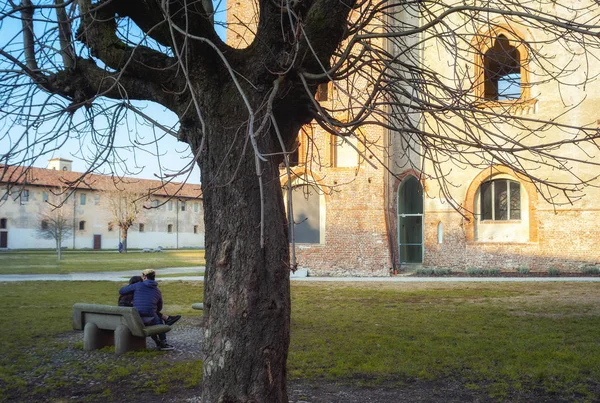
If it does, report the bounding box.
[0,249,205,274]
[0,280,599,401]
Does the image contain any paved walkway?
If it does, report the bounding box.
[0,267,599,282]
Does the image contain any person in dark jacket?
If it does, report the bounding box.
[118,275,181,326]
[118,269,174,351]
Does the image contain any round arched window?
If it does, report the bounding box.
[480,179,521,221]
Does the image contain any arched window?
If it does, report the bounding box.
[41,220,49,230]
[484,34,521,100]
[139,223,145,232]
[480,179,521,221]
[167,224,173,233]
[79,220,86,230]
[474,27,531,104]
[0,218,6,229]
[437,222,444,244]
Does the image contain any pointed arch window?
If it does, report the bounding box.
[474,27,532,105]
[484,34,521,100]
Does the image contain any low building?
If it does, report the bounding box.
[0,158,204,250]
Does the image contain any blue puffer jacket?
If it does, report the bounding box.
[119,280,163,320]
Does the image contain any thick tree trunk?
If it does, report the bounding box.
[198,103,291,402]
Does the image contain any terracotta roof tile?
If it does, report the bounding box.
[0,164,202,199]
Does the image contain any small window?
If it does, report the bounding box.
[1,218,7,229]
[42,192,49,202]
[168,201,173,211]
[194,202,199,212]
[152,200,159,208]
[316,83,329,102]
[480,179,521,221]
[62,166,67,171]
[332,135,359,168]
[193,225,198,234]
[80,193,86,205]
[21,190,29,202]
[41,220,49,230]
[108,223,113,232]
[437,222,444,244]
[167,224,173,233]
[79,220,86,231]
[94,194,100,205]
[1,191,7,201]
[181,201,186,211]
[139,223,145,232]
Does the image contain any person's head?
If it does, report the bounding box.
[128,275,143,285]
[141,268,156,281]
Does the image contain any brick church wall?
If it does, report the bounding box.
[423,209,600,271]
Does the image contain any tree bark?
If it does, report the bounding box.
[198,97,291,402]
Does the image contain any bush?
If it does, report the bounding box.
[517,267,530,275]
[466,268,483,276]
[466,268,501,276]
[434,268,452,276]
[415,268,435,276]
[414,268,453,276]
[548,267,561,276]
[580,266,600,275]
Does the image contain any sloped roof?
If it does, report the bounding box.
[0,164,202,199]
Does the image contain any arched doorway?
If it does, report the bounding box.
[398,176,423,264]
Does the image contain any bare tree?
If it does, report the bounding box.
[104,184,145,253]
[36,190,72,260]
[2,0,600,400]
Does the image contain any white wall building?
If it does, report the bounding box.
[0,159,205,250]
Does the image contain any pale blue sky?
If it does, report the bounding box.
[1,1,228,184]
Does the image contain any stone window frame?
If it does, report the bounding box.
[463,165,538,242]
[472,24,536,109]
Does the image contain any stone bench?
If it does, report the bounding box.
[72,303,171,355]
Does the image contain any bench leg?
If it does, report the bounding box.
[83,322,114,351]
[115,324,146,355]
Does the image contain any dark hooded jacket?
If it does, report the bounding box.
[118,280,163,321]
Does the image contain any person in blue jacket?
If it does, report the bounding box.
[119,269,174,351]
[118,275,181,326]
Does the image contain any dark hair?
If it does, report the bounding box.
[129,275,143,285]
[145,273,156,280]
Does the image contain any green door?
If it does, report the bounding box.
[398,176,423,264]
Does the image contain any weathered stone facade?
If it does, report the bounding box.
[227,2,600,275]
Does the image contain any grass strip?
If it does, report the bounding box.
[0,249,205,274]
[1,281,599,401]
